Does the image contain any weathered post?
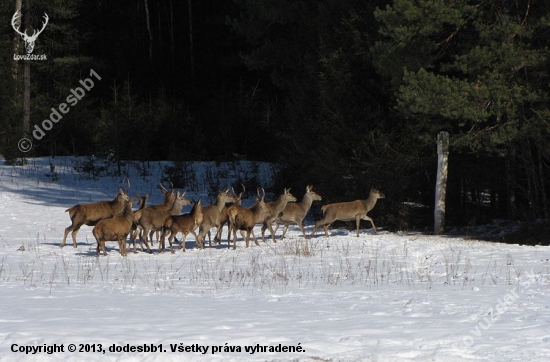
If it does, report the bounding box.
[434,131,449,235]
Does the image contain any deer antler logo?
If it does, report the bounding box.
[12,11,48,54]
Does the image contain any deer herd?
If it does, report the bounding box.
[61,181,385,256]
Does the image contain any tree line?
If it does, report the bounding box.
[1,0,549,230]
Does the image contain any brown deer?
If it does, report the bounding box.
[196,189,236,249]
[61,188,130,248]
[260,188,297,242]
[150,182,175,211]
[159,199,203,253]
[93,197,138,256]
[215,186,244,244]
[129,182,176,247]
[141,182,175,244]
[131,192,192,253]
[310,186,385,237]
[228,192,269,249]
[274,185,322,239]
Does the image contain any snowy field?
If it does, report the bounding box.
[0,157,549,361]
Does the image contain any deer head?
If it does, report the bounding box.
[12,11,49,54]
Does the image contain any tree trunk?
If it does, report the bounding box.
[144,0,153,59]
[434,131,449,235]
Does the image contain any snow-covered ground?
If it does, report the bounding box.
[0,157,549,361]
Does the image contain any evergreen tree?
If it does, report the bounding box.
[373,0,550,221]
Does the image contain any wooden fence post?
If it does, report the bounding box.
[434,131,449,235]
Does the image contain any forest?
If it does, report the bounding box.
[1,0,550,232]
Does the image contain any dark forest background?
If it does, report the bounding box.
[1,0,550,232]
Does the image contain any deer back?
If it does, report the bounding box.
[67,188,129,226]
[202,190,235,227]
[279,185,322,222]
[93,198,135,240]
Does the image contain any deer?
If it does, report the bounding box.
[93,197,142,256]
[196,189,236,249]
[129,182,175,246]
[150,182,176,212]
[61,188,130,248]
[227,191,269,249]
[12,11,48,54]
[310,186,385,238]
[260,188,297,242]
[140,182,175,245]
[159,199,204,253]
[274,185,322,239]
[215,186,245,244]
[130,192,192,253]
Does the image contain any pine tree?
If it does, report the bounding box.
[373,0,550,221]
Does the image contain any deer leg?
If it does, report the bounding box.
[323,224,330,237]
[355,215,362,237]
[227,223,233,244]
[250,229,260,247]
[170,230,181,254]
[231,227,238,250]
[197,224,207,249]
[207,230,212,248]
[180,230,191,252]
[261,221,274,242]
[149,230,156,246]
[179,232,188,253]
[130,228,139,253]
[118,236,125,256]
[297,221,306,239]
[189,230,198,250]
[361,215,377,233]
[118,238,125,256]
[141,227,153,254]
[123,235,128,255]
[70,227,81,248]
[273,221,280,235]
[267,222,277,243]
[247,231,252,248]
[196,234,204,250]
[226,223,232,246]
[160,229,168,253]
[61,225,74,247]
[215,222,225,244]
[311,220,327,238]
[168,232,176,253]
[281,222,289,240]
[309,225,316,238]
[260,223,268,242]
[160,229,170,253]
[101,241,108,256]
[138,229,147,252]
